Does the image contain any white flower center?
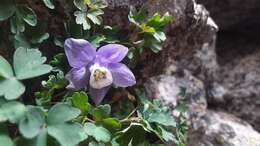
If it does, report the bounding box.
[89,64,113,89]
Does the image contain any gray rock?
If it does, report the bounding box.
[144,71,207,122]
[208,35,260,131]
[158,0,218,81]
[187,110,260,146]
[103,0,218,81]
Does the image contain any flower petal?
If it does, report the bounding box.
[97,44,128,63]
[108,63,136,87]
[65,67,89,90]
[89,86,110,105]
[65,38,96,68]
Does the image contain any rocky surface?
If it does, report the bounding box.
[207,32,260,131]
[196,0,260,132]
[146,0,219,81]
[187,110,260,146]
[144,71,260,146]
[104,0,218,81]
[144,71,207,122]
[108,0,260,145]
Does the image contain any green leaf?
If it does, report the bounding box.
[89,141,105,146]
[41,72,67,89]
[140,24,156,33]
[17,6,37,26]
[87,13,102,25]
[91,104,111,121]
[74,11,91,30]
[147,111,176,127]
[157,126,175,142]
[43,0,55,9]
[31,32,49,44]
[0,101,27,123]
[10,15,25,33]
[19,107,45,138]
[0,135,14,146]
[46,104,87,146]
[74,0,87,11]
[35,72,67,106]
[71,91,91,113]
[138,98,176,127]
[0,56,13,78]
[53,37,64,48]
[84,123,111,142]
[85,0,107,9]
[64,20,87,38]
[13,47,52,80]
[90,34,106,47]
[0,0,15,21]
[117,123,148,145]
[47,103,81,125]
[15,130,48,146]
[14,33,30,49]
[128,6,147,25]
[153,31,166,42]
[87,9,103,25]
[22,23,50,45]
[146,12,172,29]
[0,78,25,100]
[150,42,162,53]
[102,118,121,130]
[48,123,87,146]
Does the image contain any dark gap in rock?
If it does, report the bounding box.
[216,25,260,66]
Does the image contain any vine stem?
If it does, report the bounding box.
[120,108,138,123]
[82,117,95,124]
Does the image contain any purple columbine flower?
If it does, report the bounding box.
[64,38,136,105]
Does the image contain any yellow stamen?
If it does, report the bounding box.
[94,69,106,81]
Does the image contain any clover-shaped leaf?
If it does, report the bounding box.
[0,48,52,100]
[84,123,111,143]
[47,103,81,125]
[74,11,90,30]
[0,78,25,100]
[87,10,103,25]
[0,56,13,78]
[71,91,91,113]
[14,47,52,80]
[48,123,87,146]
[0,101,27,123]
[19,106,45,139]
[15,129,50,146]
[46,103,87,146]
[91,104,111,121]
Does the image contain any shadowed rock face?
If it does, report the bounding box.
[197,0,260,31]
